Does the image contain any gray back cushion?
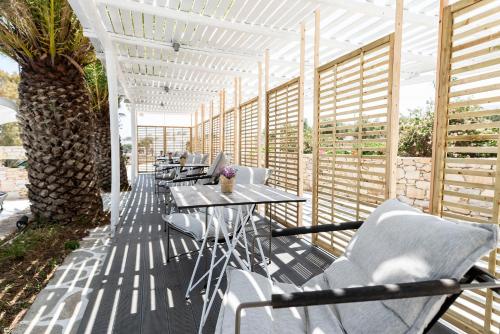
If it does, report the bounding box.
[323,199,497,333]
[234,166,269,185]
[207,151,225,176]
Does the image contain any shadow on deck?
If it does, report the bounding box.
[77,174,454,334]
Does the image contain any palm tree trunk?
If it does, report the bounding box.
[17,61,103,224]
[95,102,129,192]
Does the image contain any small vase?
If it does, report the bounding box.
[179,157,186,167]
[220,175,235,193]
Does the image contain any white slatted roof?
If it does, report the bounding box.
[71,0,442,116]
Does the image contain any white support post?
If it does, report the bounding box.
[105,49,121,236]
[130,103,138,184]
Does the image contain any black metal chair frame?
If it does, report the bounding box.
[241,221,500,334]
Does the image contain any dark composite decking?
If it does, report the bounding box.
[77,174,453,334]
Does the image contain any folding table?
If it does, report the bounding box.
[169,183,306,332]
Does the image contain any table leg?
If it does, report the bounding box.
[201,206,249,327]
[185,212,214,300]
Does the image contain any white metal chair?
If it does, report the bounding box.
[215,199,499,334]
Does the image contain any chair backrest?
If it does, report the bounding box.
[206,152,225,176]
[201,154,209,164]
[186,154,195,163]
[314,199,497,334]
[233,166,270,185]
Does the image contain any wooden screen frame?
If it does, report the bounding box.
[211,113,221,162]
[223,107,237,164]
[266,77,304,227]
[203,119,210,155]
[430,1,500,332]
[312,34,399,255]
[137,125,191,173]
[239,97,260,167]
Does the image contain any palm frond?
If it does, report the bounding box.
[0,0,93,69]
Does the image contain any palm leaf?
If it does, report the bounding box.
[0,0,93,69]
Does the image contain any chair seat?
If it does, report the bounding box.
[162,212,235,241]
[215,268,345,334]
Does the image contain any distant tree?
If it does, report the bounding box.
[0,70,19,101]
[0,122,22,146]
[398,101,435,157]
[303,119,313,154]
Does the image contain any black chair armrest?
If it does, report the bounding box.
[466,265,500,295]
[271,279,462,309]
[272,221,363,237]
[172,174,212,183]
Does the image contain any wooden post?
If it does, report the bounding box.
[201,104,205,155]
[220,89,225,152]
[386,0,403,199]
[430,5,453,215]
[298,22,306,227]
[429,0,449,213]
[258,61,263,167]
[194,110,199,153]
[233,77,239,163]
[235,77,241,164]
[208,101,213,164]
[312,9,320,240]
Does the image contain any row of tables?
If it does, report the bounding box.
[161,160,306,331]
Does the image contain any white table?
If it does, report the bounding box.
[170,184,306,331]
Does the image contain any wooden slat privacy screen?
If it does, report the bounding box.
[266,78,303,227]
[211,114,221,162]
[137,126,191,173]
[165,127,190,153]
[223,108,236,164]
[431,1,500,332]
[313,34,398,255]
[239,97,260,167]
[203,120,210,155]
[195,123,203,153]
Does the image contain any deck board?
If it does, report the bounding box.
[76,174,453,334]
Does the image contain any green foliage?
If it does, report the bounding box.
[0,70,19,101]
[84,59,108,112]
[0,0,93,68]
[304,119,313,154]
[0,122,22,146]
[0,226,58,261]
[121,143,132,153]
[398,101,435,157]
[64,240,79,250]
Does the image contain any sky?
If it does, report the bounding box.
[1,53,435,141]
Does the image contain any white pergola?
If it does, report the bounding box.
[68,0,444,234]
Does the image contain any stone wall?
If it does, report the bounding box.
[302,155,432,212]
[0,166,28,199]
[0,146,26,160]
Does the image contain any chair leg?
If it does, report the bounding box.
[166,223,170,262]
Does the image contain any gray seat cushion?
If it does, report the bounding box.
[163,212,234,241]
[215,268,343,334]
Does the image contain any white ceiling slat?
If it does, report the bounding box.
[203,0,219,17]
[80,0,443,115]
[98,4,115,32]
[214,0,231,19]
[144,13,154,39]
[180,0,194,12]
[131,10,143,37]
[107,6,125,34]
[121,10,134,35]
